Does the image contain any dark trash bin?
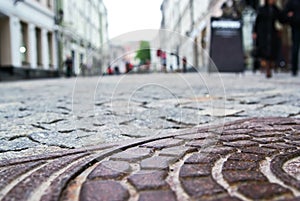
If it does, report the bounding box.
[209,17,245,73]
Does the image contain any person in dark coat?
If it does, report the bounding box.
[182,56,187,73]
[283,0,300,76]
[64,56,73,78]
[252,0,282,78]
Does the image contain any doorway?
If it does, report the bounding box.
[0,14,10,67]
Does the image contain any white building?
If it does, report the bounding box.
[0,0,58,80]
[160,0,229,71]
[58,0,109,75]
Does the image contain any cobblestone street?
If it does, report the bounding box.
[1,72,300,200]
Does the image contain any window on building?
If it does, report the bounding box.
[47,0,52,8]
[47,32,53,68]
[20,21,29,66]
[35,27,42,67]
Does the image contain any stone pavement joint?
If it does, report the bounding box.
[0,117,300,200]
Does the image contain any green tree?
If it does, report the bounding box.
[135,41,151,65]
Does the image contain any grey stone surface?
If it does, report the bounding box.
[0,73,299,158]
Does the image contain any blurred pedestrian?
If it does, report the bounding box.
[161,51,167,73]
[64,56,73,78]
[283,0,300,76]
[221,0,245,19]
[125,62,133,73]
[80,63,87,76]
[114,66,120,75]
[107,66,113,75]
[182,56,187,73]
[252,0,283,78]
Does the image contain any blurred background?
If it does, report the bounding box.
[0,0,292,80]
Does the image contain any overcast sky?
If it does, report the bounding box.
[103,0,163,39]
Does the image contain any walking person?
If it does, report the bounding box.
[182,56,187,73]
[252,0,283,78]
[283,0,300,76]
[64,56,73,78]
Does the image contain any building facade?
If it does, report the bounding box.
[160,0,226,72]
[57,0,109,76]
[160,0,292,72]
[0,0,58,80]
[0,0,109,80]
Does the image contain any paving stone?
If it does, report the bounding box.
[241,146,279,156]
[222,128,251,135]
[260,105,300,118]
[0,137,39,152]
[128,170,169,191]
[29,131,80,149]
[80,180,129,201]
[201,146,237,155]
[223,160,259,171]
[141,138,184,150]
[129,117,180,130]
[223,140,259,148]
[0,126,38,139]
[87,161,131,180]
[140,156,176,170]
[259,117,299,125]
[138,190,177,201]
[252,137,285,144]
[248,132,285,138]
[179,163,211,177]
[208,196,242,201]
[186,138,219,148]
[174,132,216,140]
[262,143,297,151]
[286,140,300,147]
[238,182,293,200]
[110,147,153,162]
[228,153,265,162]
[199,108,243,117]
[185,153,221,164]
[93,113,132,126]
[223,170,268,184]
[259,96,288,105]
[254,125,287,132]
[219,134,251,142]
[181,177,225,198]
[237,96,260,104]
[284,134,300,141]
[271,125,295,132]
[159,146,195,158]
[292,125,300,131]
[116,125,159,138]
[163,107,211,125]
